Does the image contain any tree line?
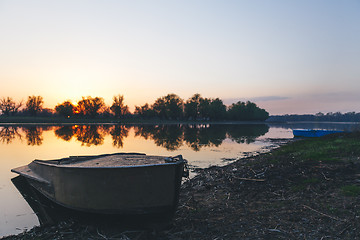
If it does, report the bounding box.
[0,94,269,121]
[268,112,360,122]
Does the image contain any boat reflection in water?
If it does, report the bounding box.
[12,176,66,226]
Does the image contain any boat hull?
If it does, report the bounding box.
[12,157,185,216]
[293,129,343,138]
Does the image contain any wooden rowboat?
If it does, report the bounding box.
[11,153,187,217]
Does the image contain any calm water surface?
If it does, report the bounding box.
[0,122,357,237]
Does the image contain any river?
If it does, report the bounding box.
[0,122,357,237]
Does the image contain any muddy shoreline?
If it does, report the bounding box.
[2,133,360,239]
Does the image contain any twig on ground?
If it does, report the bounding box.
[339,224,352,235]
[303,205,346,222]
[268,228,282,233]
[321,172,331,181]
[235,177,265,182]
[97,228,108,239]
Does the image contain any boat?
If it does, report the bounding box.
[292,129,343,138]
[11,153,188,218]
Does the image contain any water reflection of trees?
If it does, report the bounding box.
[22,126,45,146]
[183,125,227,151]
[2,124,269,150]
[110,125,129,148]
[54,125,129,147]
[0,126,22,144]
[226,124,269,144]
[54,126,74,141]
[133,124,268,151]
[74,125,105,146]
[0,126,51,146]
[134,125,183,151]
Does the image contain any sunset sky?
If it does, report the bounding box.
[0,0,359,115]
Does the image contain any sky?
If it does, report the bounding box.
[0,0,359,115]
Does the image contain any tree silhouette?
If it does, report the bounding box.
[110,95,129,118]
[26,96,43,116]
[184,94,226,121]
[198,97,211,119]
[184,94,202,120]
[134,103,155,119]
[164,94,184,120]
[227,101,269,121]
[209,98,226,120]
[0,97,22,116]
[152,97,167,119]
[153,94,183,120]
[0,93,271,121]
[77,96,105,118]
[55,101,75,118]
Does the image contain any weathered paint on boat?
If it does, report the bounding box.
[292,129,343,138]
[11,153,186,217]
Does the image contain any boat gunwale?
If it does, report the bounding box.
[32,159,185,169]
[292,129,344,132]
[30,152,185,169]
[10,168,51,185]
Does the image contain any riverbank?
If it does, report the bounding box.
[2,132,360,239]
